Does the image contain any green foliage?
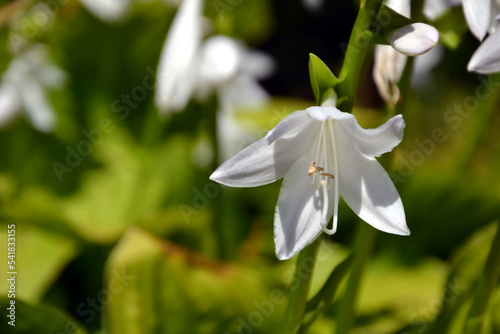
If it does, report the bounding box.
[308,54,340,105]
[0,0,499,333]
[0,298,88,334]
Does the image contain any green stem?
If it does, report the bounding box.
[335,222,377,334]
[282,238,322,334]
[337,0,383,113]
[463,221,500,334]
[205,96,227,260]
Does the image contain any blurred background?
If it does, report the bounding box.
[0,0,499,333]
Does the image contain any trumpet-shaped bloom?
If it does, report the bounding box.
[0,45,65,132]
[210,106,409,260]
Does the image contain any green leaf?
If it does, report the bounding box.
[0,222,79,304]
[103,228,284,334]
[423,223,498,334]
[370,3,414,46]
[0,298,88,334]
[309,53,340,105]
[298,254,355,334]
[463,221,500,334]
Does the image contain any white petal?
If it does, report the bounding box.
[198,36,241,86]
[79,0,130,22]
[210,119,320,187]
[386,0,411,17]
[266,110,311,143]
[218,74,269,108]
[337,114,405,157]
[390,23,439,56]
[20,81,56,132]
[463,0,490,40]
[240,49,275,80]
[468,29,500,74]
[305,106,351,122]
[335,125,409,236]
[0,84,20,126]
[155,0,203,113]
[373,44,407,106]
[274,155,326,260]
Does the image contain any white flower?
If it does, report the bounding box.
[468,17,500,73]
[154,0,274,115]
[462,0,500,41]
[0,45,65,132]
[210,106,409,260]
[155,0,203,112]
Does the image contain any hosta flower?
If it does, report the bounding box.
[0,45,65,132]
[463,0,500,73]
[373,0,438,107]
[210,106,409,260]
[155,0,273,115]
[425,0,500,73]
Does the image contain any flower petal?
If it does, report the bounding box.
[335,125,409,236]
[337,114,405,158]
[468,29,500,74]
[155,0,203,113]
[373,45,407,106]
[266,110,312,143]
[274,155,326,260]
[210,117,319,187]
[390,23,439,56]
[462,0,490,40]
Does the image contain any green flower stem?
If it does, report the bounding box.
[206,97,227,260]
[282,237,322,334]
[337,0,383,113]
[463,221,500,334]
[335,221,377,334]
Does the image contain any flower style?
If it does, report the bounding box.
[210,106,409,260]
[0,45,65,132]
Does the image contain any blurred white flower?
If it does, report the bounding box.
[155,0,203,113]
[79,0,131,22]
[300,0,324,12]
[0,45,65,132]
[155,0,274,115]
[423,0,461,21]
[210,105,409,260]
